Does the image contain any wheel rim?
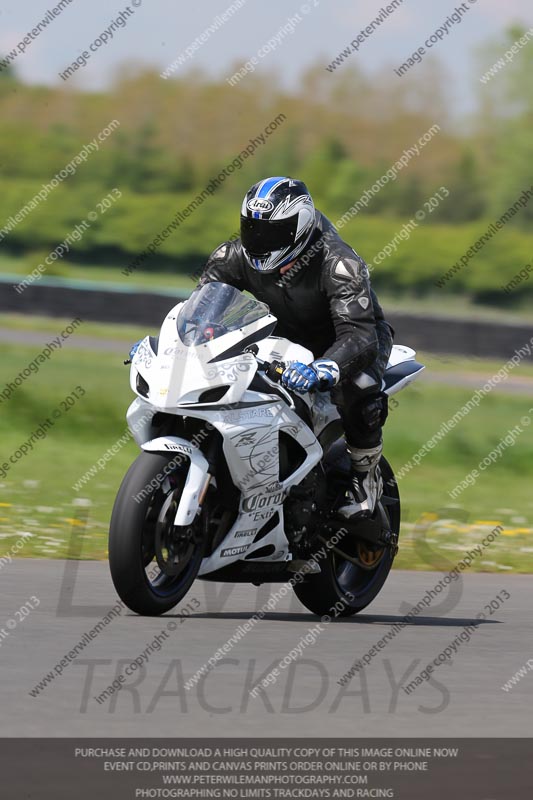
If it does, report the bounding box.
[333,535,390,602]
[356,541,386,569]
[141,474,202,598]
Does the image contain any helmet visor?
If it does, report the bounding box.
[240,215,298,256]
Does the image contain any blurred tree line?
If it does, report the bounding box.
[0,25,532,307]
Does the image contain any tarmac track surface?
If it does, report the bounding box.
[1,560,531,737]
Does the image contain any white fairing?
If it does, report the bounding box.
[125,286,423,575]
[388,344,417,367]
[142,436,209,526]
[385,344,425,396]
[198,401,322,574]
[129,301,268,410]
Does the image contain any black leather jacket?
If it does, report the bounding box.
[198,211,394,383]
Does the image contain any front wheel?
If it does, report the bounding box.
[293,456,400,617]
[109,451,205,616]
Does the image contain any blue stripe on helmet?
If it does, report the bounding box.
[257,176,286,198]
[253,176,287,218]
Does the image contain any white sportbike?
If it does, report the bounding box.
[109,282,424,617]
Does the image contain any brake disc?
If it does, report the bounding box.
[154,492,195,577]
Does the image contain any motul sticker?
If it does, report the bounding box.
[221,545,248,557]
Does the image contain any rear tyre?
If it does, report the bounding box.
[293,456,400,617]
[109,451,205,616]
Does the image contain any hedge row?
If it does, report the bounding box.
[0,181,531,305]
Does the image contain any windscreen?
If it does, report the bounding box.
[177,282,270,346]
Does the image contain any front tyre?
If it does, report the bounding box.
[109,451,205,616]
[293,456,400,617]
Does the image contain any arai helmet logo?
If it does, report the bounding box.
[247,198,274,214]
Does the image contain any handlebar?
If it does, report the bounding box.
[244,345,330,393]
[263,359,286,383]
[244,344,285,383]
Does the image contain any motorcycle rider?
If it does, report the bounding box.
[197,177,394,519]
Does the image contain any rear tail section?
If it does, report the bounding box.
[383,344,425,396]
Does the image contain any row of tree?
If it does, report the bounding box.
[0,26,531,306]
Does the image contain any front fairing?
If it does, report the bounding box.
[129,302,277,409]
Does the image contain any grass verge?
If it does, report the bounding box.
[0,323,532,572]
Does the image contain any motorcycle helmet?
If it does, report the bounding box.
[240,176,315,272]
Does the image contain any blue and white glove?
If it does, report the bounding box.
[281,359,340,394]
[312,358,340,390]
[129,339,142,361]
[281,362,318,393]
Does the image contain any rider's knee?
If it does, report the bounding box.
[360,392,389,431]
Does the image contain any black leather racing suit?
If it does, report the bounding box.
[198,211,394,448]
